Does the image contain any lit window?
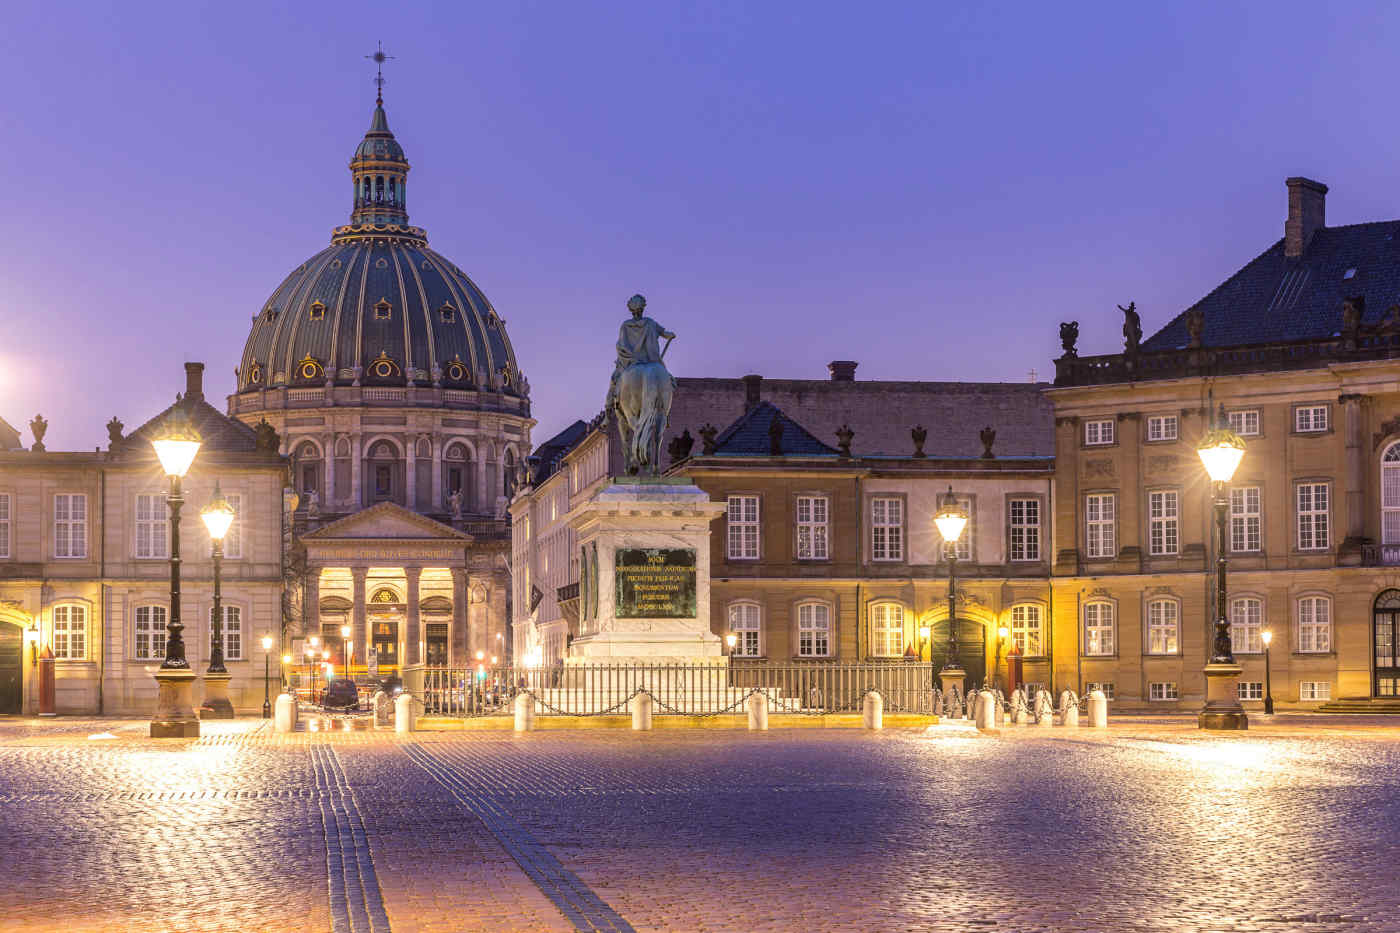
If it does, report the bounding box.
[1009,498,1040,561]
[54,493,87,559]
[221,494,243,560]
[871,496,904,561]
[1237,681,1264,700]
[1148,682,1178,701]
[1146,415,1178,441]
[1085,681,1115,699]
[727,495,760,560]
[1230,597,1263,654]
[728,602,761,657]
[1149,490,1179,556]
[1085,493,1115,559]
[796,495,829,560]
[53,604,87,660]
[1084,419,1115,446]
[1295,405,1328,432]
[1297,483,1329,551]
[1229,486,1261,552]
[1010,604,1043,656]
[1083,602,1115,656]
[870,603,904,657]
[210,605,243,661]
[1228,409,1260,436]
[134,605,167,661]
[135,493,169,559]
[1299,681,1331,701]
[797,602,831,657]
[1298,596,1331,653]
[1383,443,1400,544]
[1147,598,1178,654]
[0,492,10,559]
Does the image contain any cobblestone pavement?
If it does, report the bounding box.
[0,714,1399,932]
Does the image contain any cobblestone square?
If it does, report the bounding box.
[0,716,1398,932]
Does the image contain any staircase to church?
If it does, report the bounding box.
[1315,697,1400,714]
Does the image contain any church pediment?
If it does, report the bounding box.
[301,501,471,541]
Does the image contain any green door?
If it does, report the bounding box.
[929,619,986,690]
[0,624,22,714]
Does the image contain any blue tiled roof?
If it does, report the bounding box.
[711,402,839,456]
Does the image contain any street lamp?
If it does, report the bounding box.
[933,486,969,697]
[1197,406,1248,731]
[918,625,931,662]
[149,405,202,738]
[1261,629,1275,715]
[260,634,274,718]
[198,482,236,719]
[341,623,352,678]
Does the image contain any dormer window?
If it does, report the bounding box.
[309,301,326,321]
[266,308,279,322]
[439,304,456,323]
[375,299,392,321]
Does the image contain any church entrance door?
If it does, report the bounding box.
[0,624,22,714]
[372,617,400,675]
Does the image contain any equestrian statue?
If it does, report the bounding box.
[607,294,676,476]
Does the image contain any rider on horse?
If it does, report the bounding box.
[607,294,675,413]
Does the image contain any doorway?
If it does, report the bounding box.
[928,618,987,690]
[1374,590,1400,697]
[0,624,22,714]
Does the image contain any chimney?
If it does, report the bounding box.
[184,362,205,403]
[828,360,858,382]
[1285,177,1327,259]
[742,373,762,410]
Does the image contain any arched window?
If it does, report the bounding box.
[728,602,761,657]
[1146,598,1179,654]
[870,602,904,657]
[368,441,398,500]
[1230,597,1263,654]
[796,601,831,657]
[295,441,321,497]
[1384,443,1400,545]
[503,449,516,497]
[53,604,87,660]
[1010,604,1043,657]
[1298,596,1331,653]
[1082,602,1114,656]
[133,605,167,661]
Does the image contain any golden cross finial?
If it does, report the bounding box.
[366,41,394,103]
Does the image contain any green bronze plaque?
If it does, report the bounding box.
[615,547,697,618]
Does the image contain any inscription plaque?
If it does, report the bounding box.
[615,548,696,618]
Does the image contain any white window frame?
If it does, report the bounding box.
[1148,682,1179,701]
[1146,598,1179,655]
[1082,601,1115,656]
[797,601,832,658]
[1009,497,1040,562]
[133,605,168,661]
[870,496,904,562]
[1383,443,1400,545]
[1230,596,1263,654]
[1297,595,1331,653]
[1085,681,1115,700]
[1296,482,1330,551]
[52,604,87,660]
[1229,486,1261,553]
[869,602,905,658]
[1294,405,1328,433]
[54,493,87,559]
[1010,603,1043,657]
[1084,493,1116,559]
[727,601,761,657]
[1148,490,1179,556]
[1146,414,1178,442]
[1084,419,1115,446]
[1228,409,1261,437]
[795,495,829,561]
[223,493,244,560]
[0,492,9,559]
[726,495,760,561]
[1237,681,1264,701]
[1299,681,1331,701]
[210,605,243,661]
[135,493,169,560]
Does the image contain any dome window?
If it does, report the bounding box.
[439,304,456,323]
[309,301,326,321]
[446,360,468,383]
[266,308,279,322]
[375,258,389,270]
[248,363,263,385]
[296,354,324,382]
[374,299,392,321]
[367,350,401,381]
[330,259,342,270]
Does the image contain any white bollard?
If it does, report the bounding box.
[1062,703,1080,727]
[395,693,416,734]
[747,691,769,731]
[975,691,997,730]
[1036,690,1054,727]
[274,693,297,733]
[631,691,654,731]
[862,691,884,730]
[372,691,392,728]
[993,694,1005,726]
[1088,689,1108,728]
[513,692,536,732]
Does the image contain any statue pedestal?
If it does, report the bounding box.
[1200,663,1248,730]
[151,669,201,738]
[200,672,235,719]
[939,667,967,697]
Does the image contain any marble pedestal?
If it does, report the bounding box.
[151,669,201,738]
[1199,662,1248,730]
[939,667,967,697]
[200,672,235,719]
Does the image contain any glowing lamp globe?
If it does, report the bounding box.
[725,633,737,649]
[918,625,931,641]
[200,483,236,541]
[933,486,968,544]
[1197,427,1246,483]
[340,625,351,639]
[261,634,274,651]
[151,407,202,478]
[998,625,1010,641]
[1261,630,1273,647]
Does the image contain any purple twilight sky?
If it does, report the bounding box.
[5,1,1400,450]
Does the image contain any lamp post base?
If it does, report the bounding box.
[151,669,201,738]
[1199,662,1248,731]
[200,672,236,719]
[939,667,967,697]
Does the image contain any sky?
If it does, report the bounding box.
[6,1,1400,449]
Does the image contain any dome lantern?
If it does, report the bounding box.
[349,92,410,228]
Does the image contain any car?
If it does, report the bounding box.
[322,678,361,711]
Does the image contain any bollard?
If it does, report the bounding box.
[372,690,391,729]
[746,691,769,731]
[631,691,654,731]
[1062,704,1080,727]
[395,693,416,734]
[513,692,536,732]
[862,691,883,730]
[993,693,1005,727]
[274,693,297,733]
[1088,689,1108,728]
[1036,690,1054,727]
[964,689,978,721]
[1009,703,1022,725]
[975,691,997,730]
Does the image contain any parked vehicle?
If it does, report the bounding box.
[322,678,361,711]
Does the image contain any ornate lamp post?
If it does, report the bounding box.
[933,486,969,697]
[149,407,202,738]
[261,635,275,718]
[341,623,353,679]
[1197,409,1248,730]
[1261,629,1275,715]
[199,483,236,719]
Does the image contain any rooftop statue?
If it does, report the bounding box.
[607,294,676,476]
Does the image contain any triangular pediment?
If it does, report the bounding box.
[301,502,472,541]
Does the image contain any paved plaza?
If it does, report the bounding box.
[0,716,1398,932]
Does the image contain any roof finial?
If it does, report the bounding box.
[366,41,394,106]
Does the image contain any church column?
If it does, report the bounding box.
[1341,393,1368,558]
[406,436,418,508]
[351,566,367,670]
[303,566,321,638]
[451,567,469,666]
[432,433,444,511]
[350,432,363,509]
[323,433,336,505]
[405,566,422,666]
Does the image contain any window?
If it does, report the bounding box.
[375,466,392,497]
[1148,682,1179,701]
[439,304,456,323]
[1084,419,1115,446]
[1300,681,1331,701]
[795,495,829,560]
[728,602,761,657]
[1237,681,1264,700]
[1229,487,1261,552]
[52,604,87,660]
[374,299,392,321]
[1384,443,1400,545]
[1148,490,1179,556]
[0,492,9,558]
[1228,409,1261,437]
[1083,602,1115,656]
[1297,483,1329,551]
[134,605,167,660]
[1230,597,1263,654]
[1146,415,1178,441]
[1294,405,1328,433]
[222,494,243,560]
[1085,493,1116,559]
[210,605,243,661]
[1010,604,1043,656]
[135,493,169,559]
[309,301,325,321]
[1147,598,1179,654]
[727,495,760,560]
[870,603,905,657]
[871,497,904,561]
[1009,498,1040,561]
[797,602,831,657]
[1085,682,1115,699]
[54,493,87,559]
[1298,596,1331,653]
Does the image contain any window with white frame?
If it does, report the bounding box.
[1009,498,1040,561]
[1230,597,1263,654]
[210,605,243,661]
[795,495,829,560]
[1010,604,1043,656]
[1085,681,1115,699]
[1085,493,1116,559]
[1384,443,1400,545]
[223,493,243,560]
[1084,419,1115,446]
[1083,602,1115,656]
[133,605,167,660]
[135,494,169,559]
[52,604,87,660]
[1146,415,1178,442]
[1148,490,1179,556]
[1147,598,1179,654]
[1228,409,1261,437]
[1229,486,1261,553]
[0,492,9,559]
[941,494,973,561]
[727,602,761,657]
[797,602,831,657]
[1237,681,1264,700]
[54,493,87,559]
[1299,681,1331,701]
[1297,483,1329,551]
[871,496,904,562]
[870,603,905,657]
[1298,596,1331,653]
[1148,682,1178,701]
[726,496,759,560]
[1294,405,1328,433]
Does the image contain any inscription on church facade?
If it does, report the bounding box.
[615,548,696,618]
